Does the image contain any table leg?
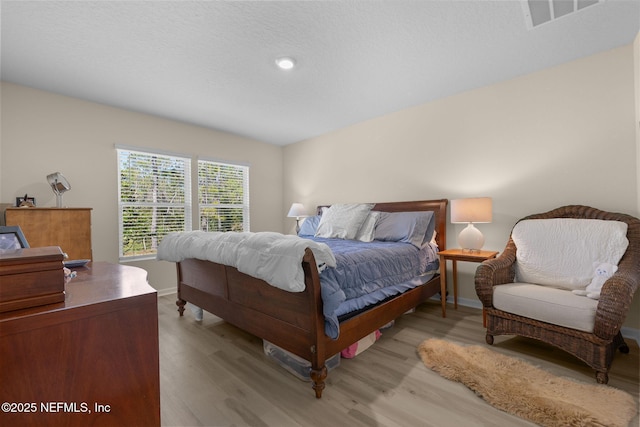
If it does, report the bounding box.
[439,256,446,317]
[452,259,458,309]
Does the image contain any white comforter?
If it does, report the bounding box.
[157,231,336,292]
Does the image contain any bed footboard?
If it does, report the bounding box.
[176,249,331,397]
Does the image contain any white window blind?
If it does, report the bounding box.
[117,148,192,260]
[198,159,249,232]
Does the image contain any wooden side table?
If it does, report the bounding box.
[438,248,498,318]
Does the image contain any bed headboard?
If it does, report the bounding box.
[316,199,448,250]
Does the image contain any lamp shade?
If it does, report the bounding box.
[450,197,492,224]
[287,203,307,218]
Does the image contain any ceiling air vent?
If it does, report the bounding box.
[523,0,603,28]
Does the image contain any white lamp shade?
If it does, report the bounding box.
[287,203,307,218]
[450,197,492,223]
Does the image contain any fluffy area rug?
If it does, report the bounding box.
[417,338,637,427]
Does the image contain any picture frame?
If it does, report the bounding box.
[15,196,36,207]
[0,226,30,252]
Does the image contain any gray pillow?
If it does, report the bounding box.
[374,211,435,248]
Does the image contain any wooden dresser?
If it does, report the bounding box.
[5,207,93,260]
[0,262,160,427]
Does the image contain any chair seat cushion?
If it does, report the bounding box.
[512,219,628,290]
[493,283,598,333]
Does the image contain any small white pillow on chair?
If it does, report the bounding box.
[512,218,628,290]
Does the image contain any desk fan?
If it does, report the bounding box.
[47,172,71,208]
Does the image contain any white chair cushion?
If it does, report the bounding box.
[512,218,628,290]
[493,283,598,333]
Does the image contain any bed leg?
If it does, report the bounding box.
[310,366,327,399]
[176,298,186,316]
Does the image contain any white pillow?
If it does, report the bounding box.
[512,218,628,290]
[355,211,381,242]
[315,203,374,240]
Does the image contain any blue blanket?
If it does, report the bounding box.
[310,237,439,339]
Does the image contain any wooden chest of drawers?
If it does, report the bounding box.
[5,208,92,260]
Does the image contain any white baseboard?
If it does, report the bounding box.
[432,295,640,346]
[157,288,176,298]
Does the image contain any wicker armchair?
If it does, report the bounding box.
[475,205,640,384]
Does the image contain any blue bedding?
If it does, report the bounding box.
[309,237,439,339]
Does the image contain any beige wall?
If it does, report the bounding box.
[284,44,640,333]
[0,82,284,293]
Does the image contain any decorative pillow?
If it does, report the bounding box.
[512,218,628,290]
[355,211,381,242]
[297,215,321,237]
[315,203,374,240]
[374,211,434,248]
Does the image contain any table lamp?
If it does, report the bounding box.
[287,203,307,233]
[47,172,71,208]
[450,197,492,251]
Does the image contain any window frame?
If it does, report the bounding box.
[117,146,192,261]
[197,158,250,233]
[116,146,250,261]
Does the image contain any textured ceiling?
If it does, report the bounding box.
[1,1,639,146]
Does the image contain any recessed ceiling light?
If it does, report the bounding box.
[275,57,296,70]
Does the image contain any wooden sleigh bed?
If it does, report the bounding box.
[173,199,448,398]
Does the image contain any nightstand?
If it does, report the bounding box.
[438,248,498,318]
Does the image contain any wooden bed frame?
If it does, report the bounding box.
[175,199,448,398]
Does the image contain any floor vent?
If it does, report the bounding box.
[523,0,603,28]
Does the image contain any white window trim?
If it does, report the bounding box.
[116,145,250,261]
[197,158,250,233]
[117,146,192,261]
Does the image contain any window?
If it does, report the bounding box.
[198,159,249,232]
[117,147,250,261]
[117,148,192,260]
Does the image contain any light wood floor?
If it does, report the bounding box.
[158,295,639,427]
